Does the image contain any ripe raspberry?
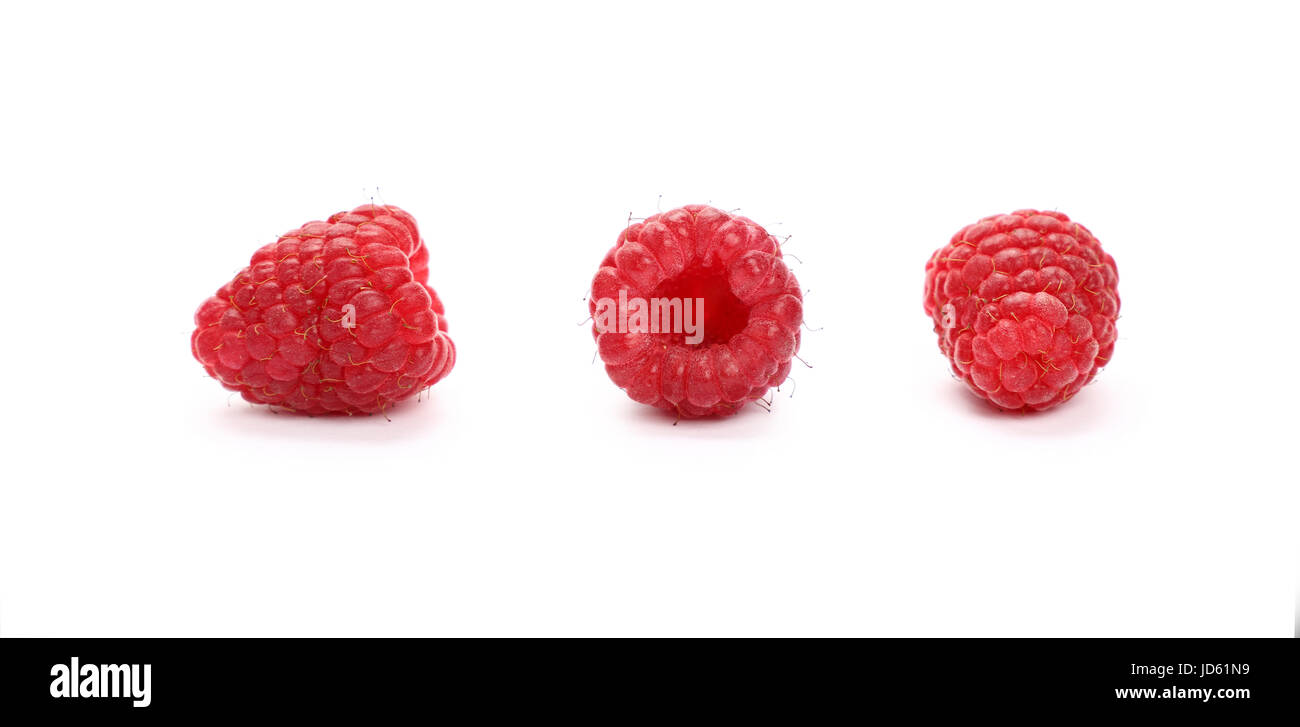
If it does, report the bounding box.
[192,204,455,415]
[924,210,1119,411]
[590,205,803,418]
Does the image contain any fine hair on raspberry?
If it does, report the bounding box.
[192,204,455,415]
[924,209,1119,411]
[590,204,803,418]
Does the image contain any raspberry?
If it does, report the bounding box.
[924,210,1119,411]
[590,205,803,418]
[192,204,455,415]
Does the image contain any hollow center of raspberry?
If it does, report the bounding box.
[650,268,749,346]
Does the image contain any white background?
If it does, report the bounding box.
[2,1,1296,636]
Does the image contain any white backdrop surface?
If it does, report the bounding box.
[1,1,1296,636]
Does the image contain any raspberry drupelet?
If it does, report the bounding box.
[192,204,455,415]
[590,204,803,418]
[924,209,1119,411]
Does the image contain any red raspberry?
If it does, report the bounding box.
[924,210,1119,411]
[590,205,803,418]
[192,204,455,415]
